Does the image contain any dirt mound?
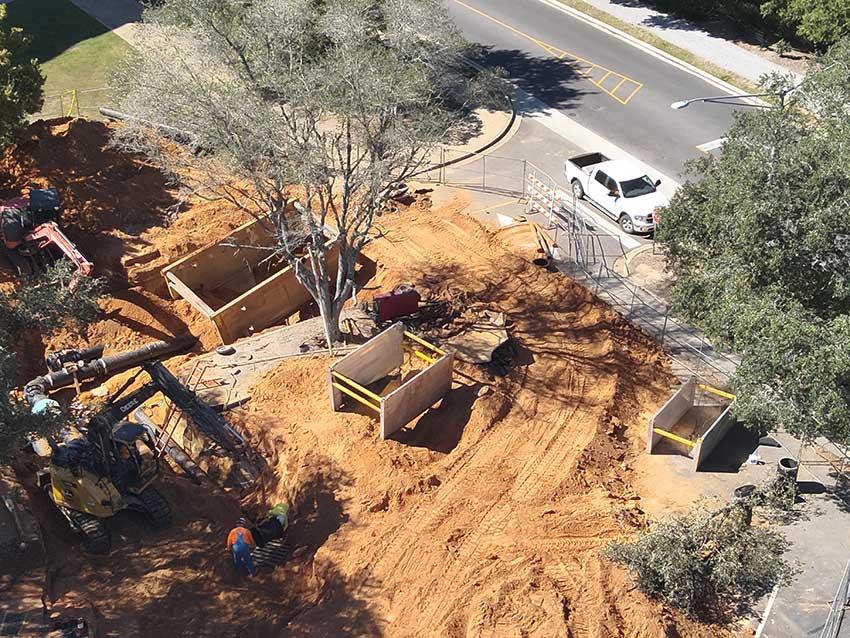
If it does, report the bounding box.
[217,202,728,637]
[5,125,732,635]
[0,118,249,375]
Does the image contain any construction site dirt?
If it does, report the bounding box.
[1,119,734,637]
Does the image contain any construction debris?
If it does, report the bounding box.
[444,310,509,364]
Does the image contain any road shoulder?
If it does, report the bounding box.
[540,0,801,91]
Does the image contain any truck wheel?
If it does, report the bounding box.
[571,180,585,200]
[139,487,172,528]
[618,214,635,234]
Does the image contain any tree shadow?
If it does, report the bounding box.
[2,0,123,65]
[607,0,788,51]
[467,44,590,113]
[102,288,191,341]
[33,452,378,637]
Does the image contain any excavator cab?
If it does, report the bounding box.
[110,421,160,492]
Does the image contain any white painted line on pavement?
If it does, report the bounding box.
[754,584,780,638]
[531,0,771,102]
[696,137,725,153]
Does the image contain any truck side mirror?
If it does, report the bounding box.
[609,190,619,198]
[655,179,662,187]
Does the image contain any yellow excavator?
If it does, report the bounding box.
[25,338,249,553]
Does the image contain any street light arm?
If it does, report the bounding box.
[670,92,774,109]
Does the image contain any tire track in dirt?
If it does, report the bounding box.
[421,384,607,628]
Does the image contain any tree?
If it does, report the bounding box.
[605,499,794,619]
[656,39,850,444]
[111,0,501,345]
[0,5,44,147]
[0,262,104,460]
[762,0,850,49]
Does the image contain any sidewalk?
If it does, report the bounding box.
[573,0,803,84]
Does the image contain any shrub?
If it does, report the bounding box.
[605,502,795,619]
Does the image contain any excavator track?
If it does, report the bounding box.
[66,509,111,554]
[138,487,172,528]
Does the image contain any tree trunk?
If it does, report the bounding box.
[307,245,340,350]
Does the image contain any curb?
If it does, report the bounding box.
[537,0,770,103]
[413,96,521,178]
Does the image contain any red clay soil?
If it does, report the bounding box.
[225,201,732,637]
[0,118,249,374]
[3,122,737,636]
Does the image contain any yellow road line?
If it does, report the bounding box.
[610,77,627,95]
[617,83,643,105]
[451,0,643,105]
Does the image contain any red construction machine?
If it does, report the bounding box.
[0,187,93,280]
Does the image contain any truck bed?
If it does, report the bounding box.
[568,152,610,171]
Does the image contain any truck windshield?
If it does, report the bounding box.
[620,176,656,198]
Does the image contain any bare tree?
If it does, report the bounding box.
[112,0,501,344]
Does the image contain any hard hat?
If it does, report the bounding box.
[238,517,248,527]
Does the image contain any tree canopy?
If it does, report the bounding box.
[656,38,850,443]
[0,5,44,148]
[606,496,794,619]
[112,0,500,344]
[0,262,104,459]
[652,0,849,49]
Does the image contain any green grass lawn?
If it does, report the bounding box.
[2,0,133,118]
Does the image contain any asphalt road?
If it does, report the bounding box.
[446,0,742,180]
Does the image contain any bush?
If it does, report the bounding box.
[0,5,44,147]
[605,502,794,619]
[0,261,104,460]
[649,0,849,50]
[0,260,104,336]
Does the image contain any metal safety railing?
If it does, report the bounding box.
[421,152,743,385]
[820,558,850,638]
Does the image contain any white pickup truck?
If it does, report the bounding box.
[564,152,667,234]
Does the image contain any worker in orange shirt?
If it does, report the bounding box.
[226,517,256,577]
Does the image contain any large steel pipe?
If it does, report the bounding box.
[25,336,196,413]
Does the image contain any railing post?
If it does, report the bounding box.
[521,160,528,199]
[482,154,486,191]
[660,311,669,345]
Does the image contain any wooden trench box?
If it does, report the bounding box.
[328,322,455,439]
[162,216,339,344]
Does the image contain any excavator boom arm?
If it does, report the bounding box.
[26,222,93,277]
